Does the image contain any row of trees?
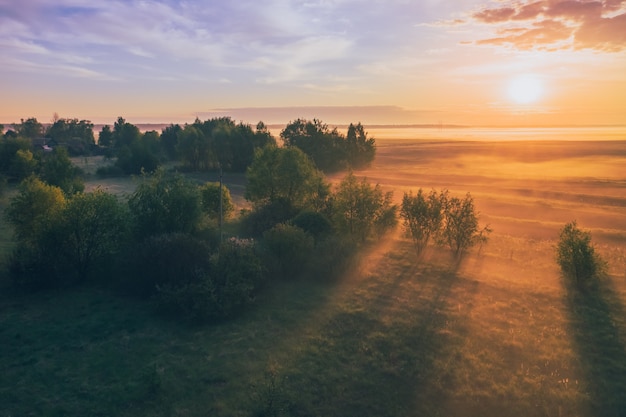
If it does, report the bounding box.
[399,189,492,259]
[3,141,394,321]
[3,116,376,179]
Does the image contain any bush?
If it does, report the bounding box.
[240,198,299,237]
[262,223,314,280]
[124,233,213,296]
[556,221,605,289]
[153,237,265,322]
[291,210,332,239]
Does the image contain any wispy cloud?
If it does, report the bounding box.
[470,0,626,51]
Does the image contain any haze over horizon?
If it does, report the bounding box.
[2,1,625,127]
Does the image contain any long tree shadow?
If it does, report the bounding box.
[564,275,626,417]
[272,240,478,417]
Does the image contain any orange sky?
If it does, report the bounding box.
[1,1,625,127]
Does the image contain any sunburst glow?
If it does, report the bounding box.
[508,75,544,105]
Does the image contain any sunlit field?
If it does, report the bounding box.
[1,129,626,416]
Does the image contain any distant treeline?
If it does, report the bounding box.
[1,116,376,181]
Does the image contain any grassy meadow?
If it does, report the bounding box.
[2,134,626,416]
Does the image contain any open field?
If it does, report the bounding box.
[2,136,626,416]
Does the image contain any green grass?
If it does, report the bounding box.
[2,238,624,416]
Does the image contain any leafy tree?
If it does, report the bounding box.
[5,176,66,246]
[38,147,84,194]
[262,223,314,279]
[281,119,376,172]
[160,123,182,160]
[51,189,129,282]
[200,181,235,221]
[400,189,444,256]
[0,137,36,181]
[45,118,95,155]
[124,232,213,296]
[556,221,605,289]
[115,132,160,175]
[177,124,213,171]
[281,118,344,172]
[245,145,329,209]
[438,192,490,258]
[128,169,203,240]
[345,123,376,169]
[332,172,397,242]
[13,117,44,139]
[98,125,113,147]
[112,117,141,149]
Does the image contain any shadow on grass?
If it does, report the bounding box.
[270,241,477,417]
[564,275,626,417]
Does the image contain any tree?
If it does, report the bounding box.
[281,118,345,172]
[245,145,329,209]
[400,189,444,256]
[345,123,376,169]
[38,146,84,194]
[177,124,213,171]
[13,118,44,139]
[0,137,36,181]
[160,124,182,160]
[262,223,314,279]
[332,172,397,242]
[556,221,605,288]
[200,181,235,221]
[5,176,66,246]
[51,189,129,282]
[45,118,95,155]
[128,169,203,240]
[438,192,490,258]
[98,125,113,147]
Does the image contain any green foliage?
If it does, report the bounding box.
[292,210,332,238]
[98,124,113,147]
[200,181,235,221]
[38,146,85,194]
[160,123,182,160]
[262,223,314,279]
[331,172,397,243]
[240,198,300,237]
[5,176,66,245]
[124,233,213,296]
[176,118,275,172]
[245,145,329,209]
[13,117,44,139]
[45,118,95,155]
[128,169,203,240]
[153,237,265,321]
[0,137,34,181]
[438,191,491,258]
[6,183,127,288]
[556,221,605,289]
[400,189,444,256]
[281,119,375,172]
[51,189,129,283]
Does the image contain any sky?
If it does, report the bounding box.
[1,0,625,127]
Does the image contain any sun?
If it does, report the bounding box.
[508,74,544,104]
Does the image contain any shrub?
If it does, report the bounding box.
[262,223,314,280]
[154,237,264,322]
[438,192,490,259]
[124,233,213,296]
[556,221,605,289]
[291,210,332,238]
[239,198,299,237]
[400,189,444,257]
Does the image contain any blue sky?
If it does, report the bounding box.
[2,0,625,126]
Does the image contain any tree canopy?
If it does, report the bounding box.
[281,119,376,172]
[245,145,329,209]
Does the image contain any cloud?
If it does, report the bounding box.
[470,0,626,51]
